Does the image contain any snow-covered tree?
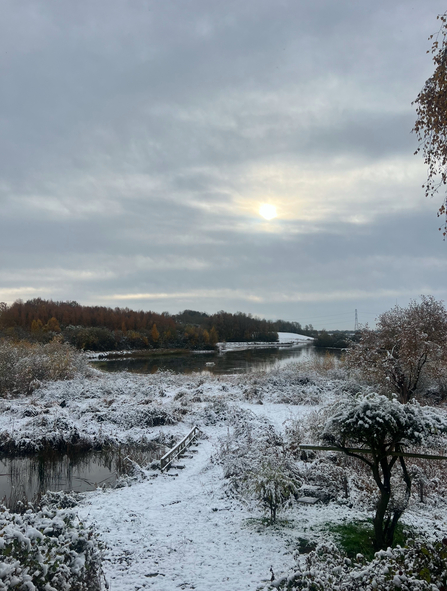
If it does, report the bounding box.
[249,458,299,523]
[216,411,301,522]
[346,296,447,403]
[322,393,447,550]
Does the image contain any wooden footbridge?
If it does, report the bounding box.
[160,426,202,471]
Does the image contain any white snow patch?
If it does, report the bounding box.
[218,332,313,352]
[277,332,314,344]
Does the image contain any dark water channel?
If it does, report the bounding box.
[0,444,164,506]
[91,344,339,375]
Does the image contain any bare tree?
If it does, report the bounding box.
[346,296,447,403]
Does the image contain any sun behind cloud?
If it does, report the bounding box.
[259,203,277,220]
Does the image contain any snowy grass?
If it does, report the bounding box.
[0,338,90,397]
[0,365,350,454]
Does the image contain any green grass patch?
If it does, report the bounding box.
[296,537,318,554]
[326,520,412,561]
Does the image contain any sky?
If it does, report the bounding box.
[1,0,447,330]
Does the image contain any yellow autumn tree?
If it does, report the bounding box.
[151,323,160,345]
[209,326,218,346]
[46,317,61,333]
[31,319,44,333]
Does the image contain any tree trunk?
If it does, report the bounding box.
[384,509,403,549]
[373,488,391,551]
[373,455,412,550]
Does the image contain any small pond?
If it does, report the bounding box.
[0,444,164,506]
[91,344,341,375]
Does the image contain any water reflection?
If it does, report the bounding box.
[0,444,163,504]
[91,344,337,375]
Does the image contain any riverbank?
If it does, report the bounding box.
[0,363,338,455]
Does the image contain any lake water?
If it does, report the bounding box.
[91,344,338,375]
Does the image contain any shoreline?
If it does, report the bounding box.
[87,333,314,360]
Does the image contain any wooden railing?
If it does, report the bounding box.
[299,445,447,460]
[160,426,202,471]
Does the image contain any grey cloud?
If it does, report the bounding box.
[2,0,447,328]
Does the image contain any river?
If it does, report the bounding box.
[90,344,340,375]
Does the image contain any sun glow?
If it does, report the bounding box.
[259,203,277,220]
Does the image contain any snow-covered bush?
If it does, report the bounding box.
[249,458,299,523]
[0,500,103,590]
[104,405,177,428]
[216,412,302,520]
[270,537,447,590]
[198,398,236,425]
[0,339,89,397]
[243,369,335,406]
[216,412,281,482]
[300,457,350,502]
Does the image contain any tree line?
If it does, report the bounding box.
[0,299,313,352]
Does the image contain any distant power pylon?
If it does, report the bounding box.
[354,309,359,331]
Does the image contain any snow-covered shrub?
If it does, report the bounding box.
[275,384,322,406]
[283,417,305,458]
[199,398,235,425]
[270,537,447,591]
[249,458,299,523]
[0,339,89,397]
[216,412,302,519]
[244,369,326,405]
[41,490,80,509]
[300,457,350,503]
[103,405,177,428]
[0,502,103,590]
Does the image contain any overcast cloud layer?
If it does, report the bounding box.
[1,0,446,329]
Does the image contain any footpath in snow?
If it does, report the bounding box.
[79,433,298,591]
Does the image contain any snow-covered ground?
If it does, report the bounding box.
[218,331,313,352]
[1,362,446,590]
[277,332,314,344]
[0,366,332,453]
[78,433,367,591]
